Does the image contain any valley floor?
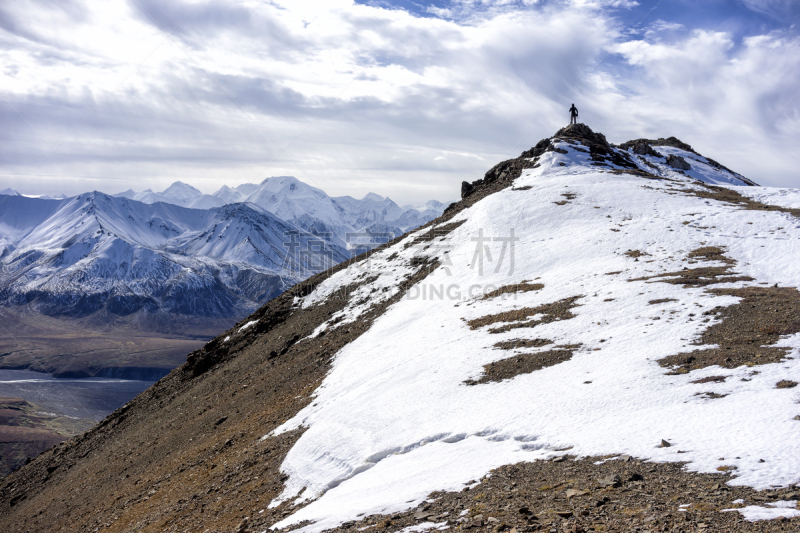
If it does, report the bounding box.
[0,308,225,378]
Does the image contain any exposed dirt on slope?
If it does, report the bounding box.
[481,283,545,301]
[648,298,678,305]
[631,246,800,375]
[493,339,553,351]
[631,247,754,288]
[467,297,582,334]
[680,184,800,218]
[405,220,467,248]
[640,266,754,288]
[465,346,581,385]
[554,193,577,206]
[659,286,800,374]
[313,456,800,533]
[623,250,649,259]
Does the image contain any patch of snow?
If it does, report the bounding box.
[239,320,258,333]
[397,521,448,533]
[722,500,800,521]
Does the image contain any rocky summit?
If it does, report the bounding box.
[2,124,800,533]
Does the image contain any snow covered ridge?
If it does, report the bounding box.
[261,125,800,532]
[0,192,351,321]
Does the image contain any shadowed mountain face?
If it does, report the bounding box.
[5,126,800,533]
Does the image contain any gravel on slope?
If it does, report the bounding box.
[300,456,800,533]
[467,297,582,334]
[658,286,800,374]
[464,347,580,386]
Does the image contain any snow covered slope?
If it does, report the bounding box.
[212,182,260,204]
[618,136,756,187]
[262,126,800,531]
[0,195,65,261]
[0,192,349,322]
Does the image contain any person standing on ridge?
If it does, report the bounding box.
[569,104,579,125]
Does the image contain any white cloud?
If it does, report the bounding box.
[0,0,799,204]
[740,0,799,18]
[609,30,800,186]
[569,0,638,8]
[643,19,684,39]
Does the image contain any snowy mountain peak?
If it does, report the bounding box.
[101,177,450,252]
[0,188,21,196]
[113,189,136,199]
[160,181,203,200]
[260,175,298,186]
[462,124,754,203]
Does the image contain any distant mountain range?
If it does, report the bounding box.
[0,177,451,328]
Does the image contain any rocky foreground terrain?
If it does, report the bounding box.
[1,124,800,533]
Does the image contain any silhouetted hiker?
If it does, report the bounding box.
[569,104,579,125]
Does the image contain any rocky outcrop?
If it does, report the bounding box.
[618,139,662,157]
[458,123,639,201]
[666,154,692,171]
[459,138,551,200]
[620,136,697,154]
[553,124,639,169]
[553,123,611,149]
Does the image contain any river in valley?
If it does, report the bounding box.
[0,369,155,422]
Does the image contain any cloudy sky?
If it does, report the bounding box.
[1,0,799,204]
